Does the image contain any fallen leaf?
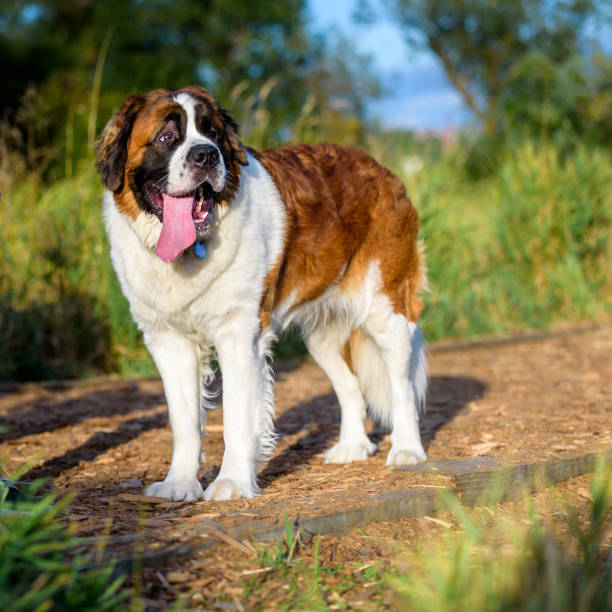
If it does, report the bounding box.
[471,441,500,455]
[166,571,193,583]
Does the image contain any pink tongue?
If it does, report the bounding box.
[156,194,197,262]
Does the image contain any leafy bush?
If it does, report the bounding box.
[492,143,612,326]
[407,142,612,341]
[0,166,150,379]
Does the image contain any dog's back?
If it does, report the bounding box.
[255,143,426,324]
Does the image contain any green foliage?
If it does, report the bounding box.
[492,144,612,325]
[0,478,127,611]
[1,1,310,140]
[387,0,611,144]
[393,141,612,341]
[0,165,153,379]
[387,459,612,611]
[1,136,611,379]
[0,1,382,179]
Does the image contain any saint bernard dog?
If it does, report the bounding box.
[96,86,428,502]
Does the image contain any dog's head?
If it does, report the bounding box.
[96,86,248,262]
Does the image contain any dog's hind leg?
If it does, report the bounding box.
[365,309,427,466]
[303,321,376,463]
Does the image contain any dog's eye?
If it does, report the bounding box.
[158,131,175,144]
[157,119,179,145]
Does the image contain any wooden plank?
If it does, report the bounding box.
[452,451,611,505]
[247,451,611,541]
[396,451,612,505]
[107,450,611,577]
[231,487,443,543]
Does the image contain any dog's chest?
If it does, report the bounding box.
[119,251,251,337]
[104,155,287,340]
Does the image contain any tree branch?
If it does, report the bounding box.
[427,35,492,130]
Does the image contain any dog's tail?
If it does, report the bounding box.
[348,325,427,427]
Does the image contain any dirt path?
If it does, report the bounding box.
[1,322,611,606]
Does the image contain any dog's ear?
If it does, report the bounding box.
[96,95,146,192]
[219,107,248,166]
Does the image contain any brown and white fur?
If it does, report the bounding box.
[96,86,428,501]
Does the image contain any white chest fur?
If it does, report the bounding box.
[103,154,286,343]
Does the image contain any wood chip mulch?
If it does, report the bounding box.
[0,321,610,607]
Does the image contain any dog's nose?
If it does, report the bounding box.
[187,144,219,167]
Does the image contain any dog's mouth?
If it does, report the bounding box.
[146,182,216,263]
[147,182,215,231]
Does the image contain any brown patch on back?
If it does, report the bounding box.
[253,143,427,327]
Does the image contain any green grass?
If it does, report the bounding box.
[0,163,152,379]
[387,460,612,611]
[1,138,611,380]
[392,141,612,341]
[0,471,128,611]
[225,459,611,611]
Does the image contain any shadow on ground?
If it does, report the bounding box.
[259,375,487,486]
[1,373,486,489]
[0,383,166,481]
[25,413,168,481]
[0,384,164,443]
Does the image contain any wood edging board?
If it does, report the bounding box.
[109,450,611,577]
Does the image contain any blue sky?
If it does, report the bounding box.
[306,0,470,130]
[306,0,611,131]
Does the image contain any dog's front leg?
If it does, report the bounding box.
[205,327,263,501]
[143,329,204,501]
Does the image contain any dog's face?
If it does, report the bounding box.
[97,86,248,261]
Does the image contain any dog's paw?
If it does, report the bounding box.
[145,478,204,502]
[386,446,428,467]
[324,438,376,464]
[204,478,259,501]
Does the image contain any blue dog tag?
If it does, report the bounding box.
[194,241,207,259]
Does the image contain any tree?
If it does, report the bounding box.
[384,0,610,141]
[0,1,327,172]
[1,1,384,175]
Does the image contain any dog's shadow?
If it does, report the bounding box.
[259,375,486,486]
